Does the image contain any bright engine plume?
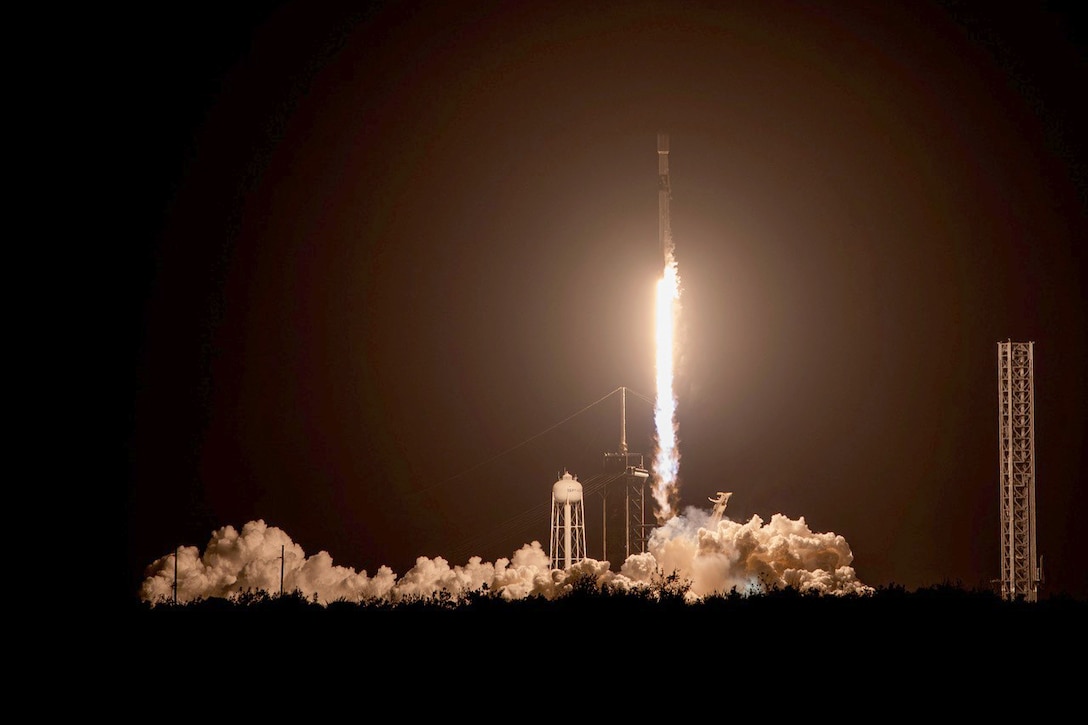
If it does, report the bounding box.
[653,132,680,520]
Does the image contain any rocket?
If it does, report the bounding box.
[658,131,672,261]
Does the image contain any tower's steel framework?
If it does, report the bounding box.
[580,387,651,567]
[597,451,650,566]
[997,340,1042,602]
[579,457,650,568]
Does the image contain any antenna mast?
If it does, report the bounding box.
[620,386,628,454]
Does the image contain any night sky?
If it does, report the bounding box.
[117,1,1087,603]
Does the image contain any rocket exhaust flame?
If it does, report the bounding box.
[653,249,680,521]
[652,132,680,521]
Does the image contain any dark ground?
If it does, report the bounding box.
[123,584,1085,699]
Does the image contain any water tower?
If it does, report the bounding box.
[549,471,587,570]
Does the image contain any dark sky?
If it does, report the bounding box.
[118,0,1087,602]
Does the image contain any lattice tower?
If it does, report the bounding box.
[997,341,1042,602]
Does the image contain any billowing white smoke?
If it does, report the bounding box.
[140,505,872,605]
[644,505,871,597]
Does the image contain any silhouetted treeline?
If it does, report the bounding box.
[129,579,1084,648]
[122,579,1083,700]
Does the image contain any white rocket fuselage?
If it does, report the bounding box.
[658,131,671,261]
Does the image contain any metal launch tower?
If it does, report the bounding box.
[997,340,1043,602]
[573,388,651,568]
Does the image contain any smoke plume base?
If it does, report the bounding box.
[140,501,872,606]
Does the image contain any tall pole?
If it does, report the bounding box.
[620,386,628,455]
[173,546,178,604]
[280,544,285,596]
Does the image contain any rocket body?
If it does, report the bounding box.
[657,132,672,261]
[652,131,680,520]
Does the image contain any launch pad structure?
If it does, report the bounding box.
[997,341,1043,602]
[577,387,652,568]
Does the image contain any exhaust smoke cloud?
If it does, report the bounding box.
[139,497,871,606]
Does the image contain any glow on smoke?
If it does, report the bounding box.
[139,508,872,606]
